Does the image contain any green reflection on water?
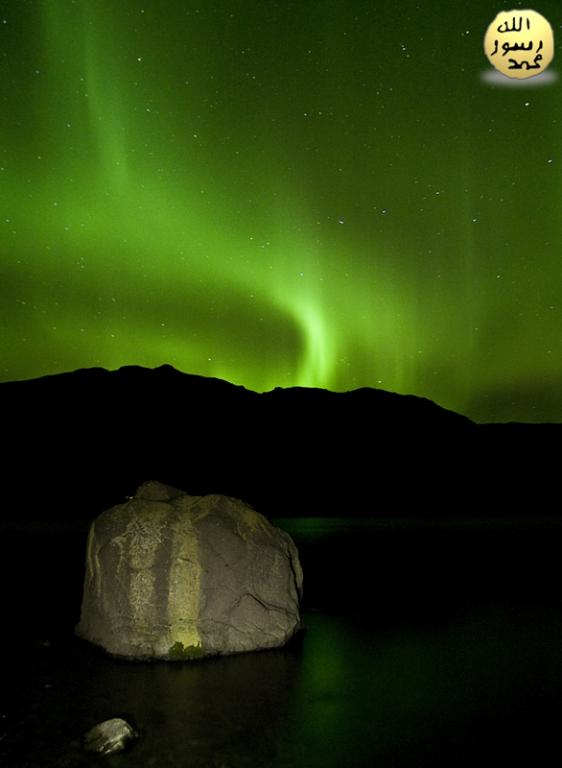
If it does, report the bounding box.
[276,604,562,767]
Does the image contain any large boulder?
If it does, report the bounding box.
[76,481,303,659]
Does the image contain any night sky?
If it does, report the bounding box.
[1,0,561,422]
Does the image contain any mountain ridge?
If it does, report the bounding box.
[0,365,558,520]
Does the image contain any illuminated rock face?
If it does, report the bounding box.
[76,481,303,660]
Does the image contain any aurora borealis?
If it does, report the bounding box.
[1,0,561,422]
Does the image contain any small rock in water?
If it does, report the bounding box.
[83,718,138,755]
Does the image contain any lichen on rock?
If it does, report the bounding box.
[168,641,205,660]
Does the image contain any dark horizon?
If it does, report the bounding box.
[1,363,559,522]
[3,362,561,426]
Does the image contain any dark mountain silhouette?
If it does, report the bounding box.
[0,364,558,521]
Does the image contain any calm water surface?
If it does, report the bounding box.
[1,518,562,767]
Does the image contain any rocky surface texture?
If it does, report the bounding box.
[82,718,138,755]
[76,481,303,660]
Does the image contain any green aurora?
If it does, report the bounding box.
[1,0,561,421]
